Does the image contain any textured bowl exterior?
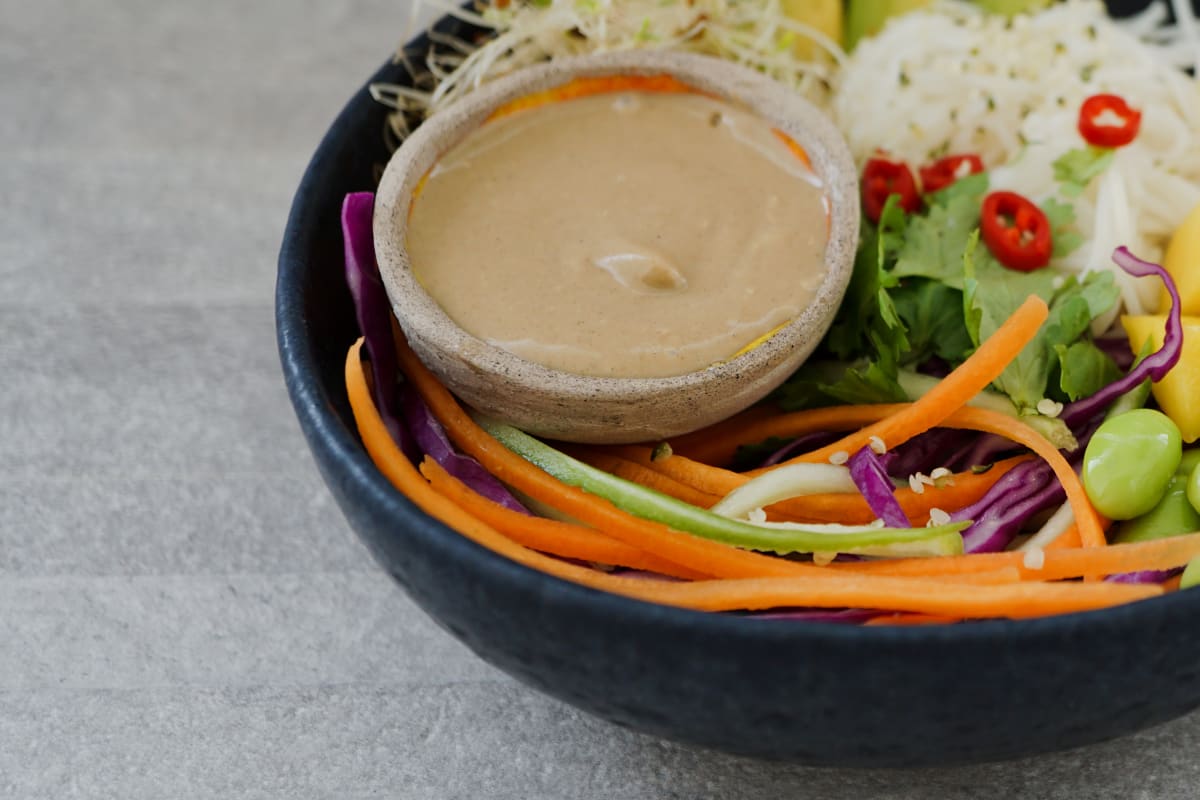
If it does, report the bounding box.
[372,51,859,444]
[277,11,1200,767]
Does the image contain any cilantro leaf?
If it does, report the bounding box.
[963,248,1119,410]
[1053,146,1114,198]
[890,278,973,364]
[891,176,988,289]
[1042,196,1084,259]
[825,194,907,360]
[1054,341,1122,402]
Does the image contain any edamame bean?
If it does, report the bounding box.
[1113,475,1200,543]
[1187,467,1200,516]
[1181,557,1200,590]
[1083,409,1182,521]
[1179,449,1200,477]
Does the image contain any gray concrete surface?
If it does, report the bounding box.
[4,1,1200,797]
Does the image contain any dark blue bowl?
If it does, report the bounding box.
[276,6,1200,766]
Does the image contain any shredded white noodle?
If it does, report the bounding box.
[833,0,1200,315]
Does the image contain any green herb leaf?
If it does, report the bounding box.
[1055,340,1122,402]
[892,175,989,288]
[1053,146,1114,198]
[890,278,974,364]
[1042,196,1084,258]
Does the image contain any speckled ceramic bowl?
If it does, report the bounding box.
[277,3,1200,767]
[371,51,858,444]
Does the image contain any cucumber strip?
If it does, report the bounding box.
[478,415,965,557]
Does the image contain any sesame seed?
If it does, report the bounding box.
[1037,398,1064,418]
[829,451,850,465]
[928,508,951,526]
[1023,548,1046,570]
[908,474,926,494]
[869,435,887,454]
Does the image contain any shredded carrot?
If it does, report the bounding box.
[585,443,1028,524]
[924,406,1105,548]
[349,338,1166,619]
[563,449,723,509]
[863,613,963,626]
[751,294,1050,475]
[1044,522,1083,550]
[420,458,708,580]
[389,335,839,581]
[487,74,698,121]
[605,574,1159,617]
[668,403,904,466]
[830,532,1200,581]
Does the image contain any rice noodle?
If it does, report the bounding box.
[833,0,1200,315]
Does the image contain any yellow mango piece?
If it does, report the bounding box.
[1121,314,1200,443]
[1162,200,1200,315]
[781,0,844,59]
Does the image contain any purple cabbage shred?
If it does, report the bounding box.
[1061,247,1182,428]
[342,192,527,513]
[848,447,912,528]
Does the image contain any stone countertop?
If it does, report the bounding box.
[4,1,1199,797]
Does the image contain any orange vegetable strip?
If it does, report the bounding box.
[920,406,1105,548]
[591,443,1027,524]
[1044,522,1083,550]
[615,575,1158,617]
[352,339,1148,617]
[420,458,709,580]
[830,531,1200,581]
[390,335,838,580]
[750,294,1050,475]
[487,74,698,121]
[565,449,724,509]
[863,613,963,626]
[668,403,904,466]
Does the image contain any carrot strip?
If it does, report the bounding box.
[926,406,1105,548]
[420,458,708,580]
[668,403,905,466]
[389,335,839,581]
[750,294,1049,475]
[353,338,1151,617]
[863,613,963,626]
[487,74,698,121]
[565,450,724,509]
[830,532,1200,581]
[587,443,1027,524]
[615,575,1159,617]
[1044,522,1083,550]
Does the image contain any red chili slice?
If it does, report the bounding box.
[919,154,985,194]
[1078,93,1141,148]
[861,157,921,223]
[979,191,1053,272]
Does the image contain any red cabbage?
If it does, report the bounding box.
[1106,568,1183,584]
[848,447,912,528]
[1061,247,1182,428]
[760,431,843,468]
[752,608,878,623]
[342,192,527,513]
[343,193,415,459]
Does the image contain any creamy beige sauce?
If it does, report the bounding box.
[406,90,829,378]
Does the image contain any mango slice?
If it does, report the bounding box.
[1122,314,1200,443]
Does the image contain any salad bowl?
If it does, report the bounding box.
[276,2,1200,766]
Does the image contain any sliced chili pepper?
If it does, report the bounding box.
[1078,93,1141,148]
[919,154,985,194]
[979,191,1053,272]
[861,157,920,223]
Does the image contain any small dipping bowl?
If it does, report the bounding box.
[373,51,859,444]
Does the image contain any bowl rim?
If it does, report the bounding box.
[276,42,1200,654]
[371,49,860,404]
